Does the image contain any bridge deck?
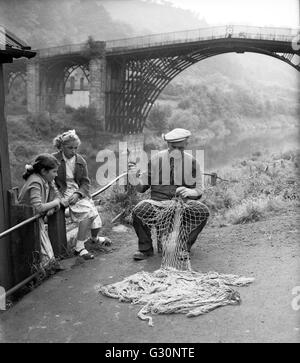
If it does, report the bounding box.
[105,25,298,54]
[36,25,299,59]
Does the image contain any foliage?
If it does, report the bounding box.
[0,0,134,48]
[202,150,300,226]
[82,36,104,58]
[71,106,99,130]
[5,76,27,115]
[146,104,170,135]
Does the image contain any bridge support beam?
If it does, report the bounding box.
[105,59,126,133]
[45,73,65,114]
[26,59,40,114]
[89,57,106,131]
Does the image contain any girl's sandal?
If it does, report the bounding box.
[74,248,94,260]
[92,237,112,247]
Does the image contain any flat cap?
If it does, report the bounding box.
[163,128,191,142]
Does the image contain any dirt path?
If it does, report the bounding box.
[0,207,299,343]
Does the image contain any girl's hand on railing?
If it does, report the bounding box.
[60,198,69,208]
[53,198,61,208]
[68,193,80,205]
[46,207,57,217]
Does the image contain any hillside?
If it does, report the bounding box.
[2,0,299,189]
[0,0,207,47]
[102,0,208,34]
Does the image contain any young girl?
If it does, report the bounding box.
[18,153,64,271]
[53,130,111,260]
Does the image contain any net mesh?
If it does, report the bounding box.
[100,269,254,326]
[134,198,209,271]
[99,198,255,326]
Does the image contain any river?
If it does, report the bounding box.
[201,128,299,172]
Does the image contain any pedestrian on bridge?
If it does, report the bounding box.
[53,130,111,261]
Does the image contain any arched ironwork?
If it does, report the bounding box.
[3,25,299,132]
[106,29,300,134]
[64,63,89,86]
[7,71,27,92]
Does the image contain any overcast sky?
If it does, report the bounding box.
[154,0,299,27]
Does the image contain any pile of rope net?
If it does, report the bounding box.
[99,198,254,326]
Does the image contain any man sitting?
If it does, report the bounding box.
[131,128,210,260]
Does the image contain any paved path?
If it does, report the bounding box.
[0,211,299,343]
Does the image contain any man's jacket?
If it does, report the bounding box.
[136,149,203,201]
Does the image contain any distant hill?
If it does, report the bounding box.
[0,0,135,47]
[0,0,207,47]
[171,52,299,90]
[102,0,208,35]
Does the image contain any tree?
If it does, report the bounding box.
[146,104,170,135]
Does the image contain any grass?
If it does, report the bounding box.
[202,149,299,226]
[6,109,299,228]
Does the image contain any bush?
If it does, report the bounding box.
[71,106,99,129]
[100,184,150,225]
[65,105,75,114]
[224,196,286,225]
[26,112,53,137]
[146,104,170,135]
[26,112,68,138]
[202,149,299,226]
[178,98,191,110]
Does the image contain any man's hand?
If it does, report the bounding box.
[128,161,140,176]
[176,186,198,199]
[68,193,80,205]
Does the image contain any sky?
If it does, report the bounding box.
[154,0,299,28]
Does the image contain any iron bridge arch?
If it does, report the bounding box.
[105,26,300,134]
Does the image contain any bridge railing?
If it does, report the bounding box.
[106,25,298,52]
[38,43,87,58]
[34,25,298,58]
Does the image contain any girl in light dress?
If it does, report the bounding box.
[53,130,111,260]
[18,154,64,272]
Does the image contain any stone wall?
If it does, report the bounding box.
[26,59,40,114]
[89,57,106,131]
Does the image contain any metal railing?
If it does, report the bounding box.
[0,171,223,299]
[0,172,129,241]
[0,213,42,240]
[105,25,298,52]
[0,172,129,301]
[33,25,299,58]
[37,43,87,58]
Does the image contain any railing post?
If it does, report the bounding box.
[211,172,217,186]
[47,209,68,258]
[7,189,41,287]
[0,63,13,290]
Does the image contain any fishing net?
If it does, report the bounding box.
[100,269,254,326]
[99,198,255,326]
[134,198,209,271]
